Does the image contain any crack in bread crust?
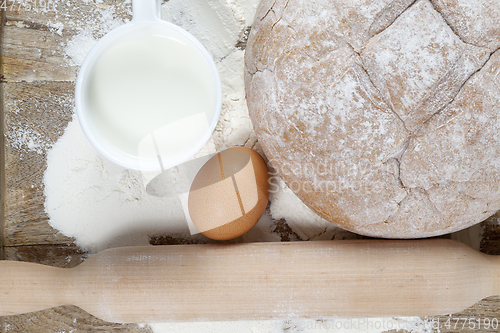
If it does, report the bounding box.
[415,49,496,137]
[369,0,418,38]
[428,0,482,48]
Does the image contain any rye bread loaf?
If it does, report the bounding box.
[244,0,500,238]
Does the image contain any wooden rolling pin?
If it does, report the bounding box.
[1,239,499,323]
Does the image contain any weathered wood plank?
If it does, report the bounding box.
[2,24,76,82]
[3,307,154,333]
[2,0,132,82]
[3,0,79,82]
[1,6,7,264]
[3,81,74,246]
[431,297,500,333]
[2,243,88,267]
[481,212,500,255]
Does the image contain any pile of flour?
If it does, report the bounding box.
[40,1,469,332]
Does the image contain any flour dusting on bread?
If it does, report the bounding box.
[245,0,500,238]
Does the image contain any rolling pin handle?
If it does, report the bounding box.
[0,261,73,317]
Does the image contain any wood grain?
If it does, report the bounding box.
[3,306,153,333]
[0,240,500,331]
[1,4,6,261]
[2,239,500,322]
[1,0,500,332]
[481,213,500,255]
[1,7,5,333]
[3,81,74,246]
[2,24,75,82]
[2,0,132,83]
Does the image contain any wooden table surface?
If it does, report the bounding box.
[1,1,500,332]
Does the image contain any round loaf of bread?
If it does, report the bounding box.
[244,0,500,238]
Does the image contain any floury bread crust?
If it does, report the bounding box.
[244,0,500,238]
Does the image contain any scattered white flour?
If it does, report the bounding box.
[270,177,360,241]
[5,93,74,156]
[38,1,454,332]
[7,123,51,155]
[44,114,279,251]
[63,4,129,66]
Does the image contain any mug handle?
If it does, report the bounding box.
[132,0,161,22]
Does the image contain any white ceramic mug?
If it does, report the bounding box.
[75,0,222,171]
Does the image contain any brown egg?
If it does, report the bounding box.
[188,147,270,240]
